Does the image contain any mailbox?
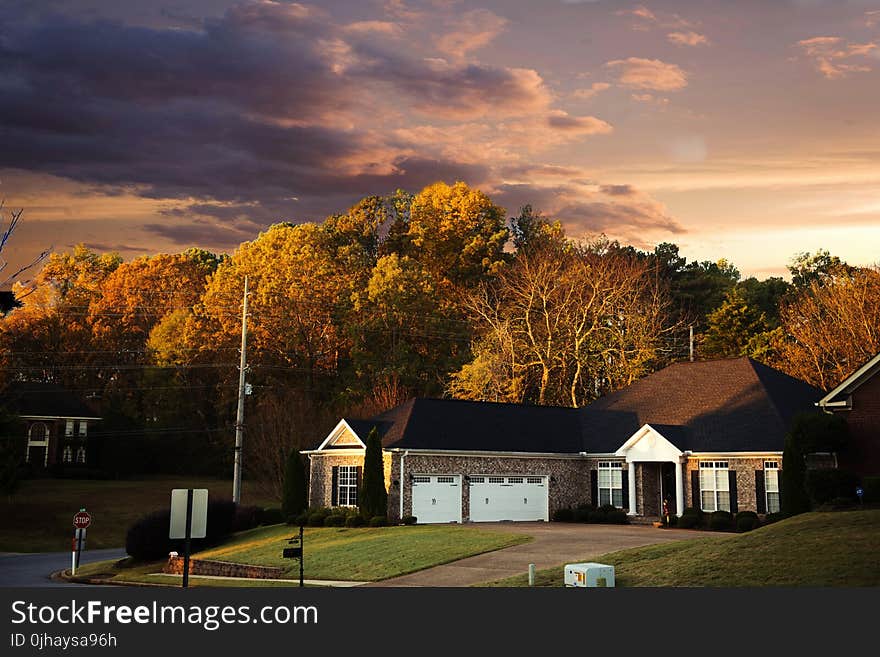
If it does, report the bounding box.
[283,546,302,559]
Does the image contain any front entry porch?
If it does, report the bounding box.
[616,424,686,518]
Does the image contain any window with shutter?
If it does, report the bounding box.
[598,462,624,508]
[337,465,359,506]
[699,461,730,512]
[764,462,780,513]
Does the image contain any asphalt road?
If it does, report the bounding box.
[0,549,127,587]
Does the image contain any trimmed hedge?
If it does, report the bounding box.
[324,514,346,527]
[369,516,389,527]
[125,499,238,561]
[708,510,734,531]
[677,507,703,529]
[735,511,760,533]
[764,511,789,524]
[401,515,418,525]
[307,510,329,527]
[345,515,367,527]
[552,507,574,522]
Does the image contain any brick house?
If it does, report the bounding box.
[1,383,102,471]
[817,352,880,477]
[305,357,823,523]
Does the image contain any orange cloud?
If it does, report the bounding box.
[546,111,614,135]
[667,31,709,47]
[572,82,611,99]
[605,57,688,91]
[866,10,880,28]
[797,36,877,78]
[435,9,508,58]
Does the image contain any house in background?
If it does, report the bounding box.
[306,357,825,523]
[1,383,102,471]
[817,353,880,477]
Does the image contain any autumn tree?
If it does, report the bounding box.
[775,265,880,389]
[450,240,678,407]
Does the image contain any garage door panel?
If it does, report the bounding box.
[412,475,461,524]
[468,475,548,522]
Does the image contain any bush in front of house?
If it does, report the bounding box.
[307,510,330,527]
[764,511,789,524]
[369,515,388,527]
[573,504,594,523]
[708,510,734,531]
[261,507,284,525]
[805,469,860,507]
[819,496,858,511]
[735,510,760,532]
[604,508,629,524]
[677,507,703,529]
[345,515,367,527]
[324,514,346,527]
[281,448,308,522]
[292,511,310,526]
[401,515,418,525]
[552,507,574,522]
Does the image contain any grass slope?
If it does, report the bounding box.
[485,510,880,587]
[0,477,275,552]
[195,524,530,581]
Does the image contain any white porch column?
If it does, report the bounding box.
[674,459,684,517]
[627,461,637,516]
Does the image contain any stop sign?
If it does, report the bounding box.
[73,510,91,529]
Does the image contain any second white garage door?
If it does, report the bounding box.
[468,475,549,522]
[411,475,462,523]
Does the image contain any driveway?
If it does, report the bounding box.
[368,522,702,587]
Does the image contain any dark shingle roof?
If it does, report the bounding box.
[579,357,824,452]
[1,383,101,419]
[372,398,582,453]
[336,358,824,455]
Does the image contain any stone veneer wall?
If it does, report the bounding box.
[684,456,781,513]
[392,453,592,522]
[164,556,282,579]
[307,451,393,511]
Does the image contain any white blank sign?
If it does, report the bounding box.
[169,489,208,539]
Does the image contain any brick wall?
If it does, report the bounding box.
[835,374,880,476]
[164,556,282,579]
[684,456,779,513]
[308,452,364,509]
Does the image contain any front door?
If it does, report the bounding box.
[660,463,677,516]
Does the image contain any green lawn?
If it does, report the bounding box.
[0,477,276,553]
[484,510,880,587]
[195,524,530,581]
[68,524,530,586]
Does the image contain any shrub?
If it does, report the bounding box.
[261,507,284,526]
[605,508,629,524]
[369,515,388,527]
[708,510,734,531]
[291,511,310,527]
[307,511,329,527]
[862,476,880,504]
[324,514,346,526]
[205,500,238,541]
[401,515,418,525]
[678,507,703,529]
[281,448,308,522]
[764,511,789,524]
[819,496,857,511]
[805,469,859,507]
[359,427,388,519]
[573,504,594,523]
[125,509,175,561]
[234,505,264,532]
[735,511,760,533]
[345,515,367,527]
[552,507,574,522]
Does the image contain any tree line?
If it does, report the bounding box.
[1,181,878,494]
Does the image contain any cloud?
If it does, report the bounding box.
[599,184,636,196]
[797,36,877,78]
[435,9,508,58]
[546,111,613,135]
[572,82,611,99]
[667,31,709,47]
[866,10,880,28]
[605,58,688,90]
[344,21,403,36]
[631,93,670,105]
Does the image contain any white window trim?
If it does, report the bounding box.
[598,461,624,508]
[337,465,358,507]
[764,461,780,514]
[76,446,87,464]
[63,445,73,463]
[699,461,730,512]
[78,421,88,437]
[65,420,75,437]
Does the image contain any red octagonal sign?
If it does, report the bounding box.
[73,510,91,529]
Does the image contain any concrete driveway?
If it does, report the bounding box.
[367,522,702,587]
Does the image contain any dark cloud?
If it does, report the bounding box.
[142,219,255,249]
[82,242,148,253]
[598,184,636,196]
[558,200,686,236]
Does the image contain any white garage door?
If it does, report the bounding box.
[411,475,462,524]
[468,476,548,522]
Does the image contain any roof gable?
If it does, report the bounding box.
[616,424,684,461]
[316,419,366,451]
[1,383,101,420]
[818,353,880,408]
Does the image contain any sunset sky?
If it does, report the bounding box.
[2,0,879,283]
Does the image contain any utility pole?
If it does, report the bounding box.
[232,276,249,505]
[689,325,694,362]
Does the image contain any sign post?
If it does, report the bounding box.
[169,489,208,589]
[856,486,864,507]
[71,509,91,576]
[282,525,305,587]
